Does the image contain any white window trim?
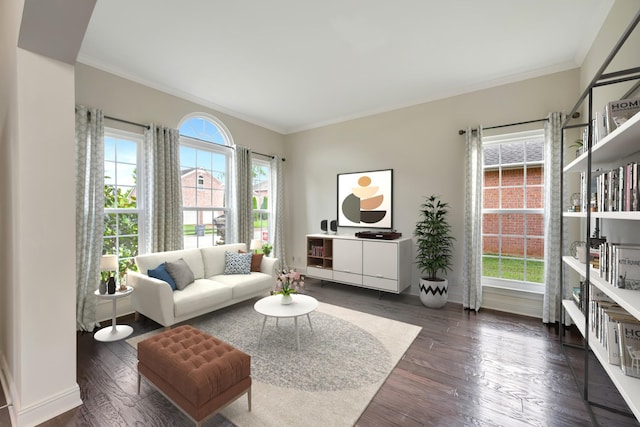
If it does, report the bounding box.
[482,128,545,293]
[104,127,145,264]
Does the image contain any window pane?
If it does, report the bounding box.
[526,186,543,208]
[117,163,137,186]
[502,236,525,257]
[502,258,525,281]
[501,141,524,165]
[117,139,137,164]
[526,259,544,283]
[197,150,212,170]
[105,137,116,162]
[502,186,524,208]
[180,146,197,169]
[527,236,544,259]
[104,213,117,236]
[119,212,139,235]
[196,189,213,207]
[484,188,499,209]
[483,213,499,234]
[526,214,544,238]
[526,165,543,185]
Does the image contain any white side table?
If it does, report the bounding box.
[94,286,134,342]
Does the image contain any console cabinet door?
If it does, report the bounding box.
[363,241,398,280]
[333,239,362,274]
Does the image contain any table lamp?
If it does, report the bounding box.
[250,239,262,254]
[101,254,118,294]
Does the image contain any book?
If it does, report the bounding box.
[618,319,640,377]
[615,246,640,290]
[605,97,640,133]
[606,310,636,365]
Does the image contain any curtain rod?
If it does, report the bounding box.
[458,112,580,135]
[104,115,150,129]
[183,135,286,161]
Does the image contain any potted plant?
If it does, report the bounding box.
[262,243,273,257]
[414,195,455,308]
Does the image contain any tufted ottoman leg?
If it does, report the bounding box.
[137,325,252,425]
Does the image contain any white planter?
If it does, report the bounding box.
[419,278,448,308]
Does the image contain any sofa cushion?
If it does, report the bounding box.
[224,251,252,275]
[201,244,247,277]
[135,248,205,280]
[211,272,273,300]
[148,263,177,290]
[173,279,233,318]
[166,258,195,290]
[239,250,263,272]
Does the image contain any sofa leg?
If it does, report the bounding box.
[248,386,252,412]
[137,373,141,394]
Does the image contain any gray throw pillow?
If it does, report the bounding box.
[224,251,252,274]
[165,258,195,290]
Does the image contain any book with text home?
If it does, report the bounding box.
[618,319,640,377]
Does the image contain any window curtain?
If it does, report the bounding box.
[75,105,104,331]
[542,112,565,323]
[463,126,483,311]
[270,155,286,271]
[231,144,253,245]
[143,124,183,253]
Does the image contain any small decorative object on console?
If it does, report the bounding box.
[355,230,402,240]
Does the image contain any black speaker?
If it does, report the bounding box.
[320,219,328,233]
[330,220,337,233]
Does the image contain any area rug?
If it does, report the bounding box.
[127,299,421,427]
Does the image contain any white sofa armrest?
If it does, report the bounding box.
[260,256,280,277]
[127,271,175,327]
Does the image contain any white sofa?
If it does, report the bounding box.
[127,243,279,327]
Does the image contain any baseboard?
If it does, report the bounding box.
[1,352,82,427]
[14,385,82,427]
[0,352,17,427]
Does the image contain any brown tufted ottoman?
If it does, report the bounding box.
[137,325,251,426]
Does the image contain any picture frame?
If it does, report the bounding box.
[337,169,393,229]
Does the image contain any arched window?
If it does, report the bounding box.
[178,114,233,248]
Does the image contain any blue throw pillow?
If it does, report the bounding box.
[148,263,177,290]
[224,251,252,274]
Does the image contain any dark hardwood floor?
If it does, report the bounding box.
[34,280,640,426]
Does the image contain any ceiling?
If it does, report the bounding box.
[78,0,614,134]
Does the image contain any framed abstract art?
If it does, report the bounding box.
[337,169,393,229]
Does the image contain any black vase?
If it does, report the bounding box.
[107,277,116,294]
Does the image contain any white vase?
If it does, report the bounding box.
[419,278,448,308]
[280,294,293,305]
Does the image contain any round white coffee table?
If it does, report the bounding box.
[94,286,134,342]
[254,294,318,350]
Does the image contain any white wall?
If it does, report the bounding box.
[284,69,580,315]
[1,2,83,425]
[0,0,19,418]
[75,63,286,154]
[13,48,81,425]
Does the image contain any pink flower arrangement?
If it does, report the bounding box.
[275,269,304,296]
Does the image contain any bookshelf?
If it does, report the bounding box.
[560,31,640,421]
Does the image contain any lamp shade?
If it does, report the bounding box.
[100,254,118,271]
[250,239,262,251]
